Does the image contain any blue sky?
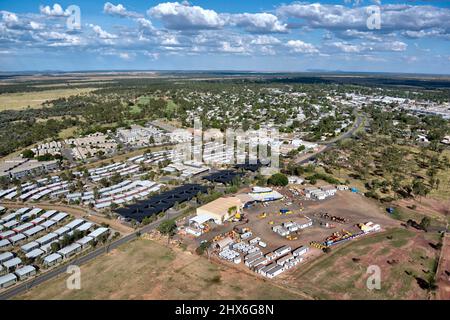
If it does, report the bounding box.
[0,1,449,73]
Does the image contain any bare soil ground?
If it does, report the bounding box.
[16,237,305,300]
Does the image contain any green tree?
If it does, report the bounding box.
[267,173,288,186]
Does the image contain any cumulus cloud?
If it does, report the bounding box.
[103,2,142,18]
[149,2,225,30]
[39,4,69,17]
[228,13,287,33]
[286,40,319,54]
[277,3,450,36]
[326,40,407,53]
[89,24,117,39]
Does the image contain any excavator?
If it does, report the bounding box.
[258,212,267,219]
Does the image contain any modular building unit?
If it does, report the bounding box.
[76,222,93,233]
[0,252,14,264]
[14,265,36,280]
[3,220,19,229]
[36,233,58,246]
[65,218,85,230]
[293,246,309,257]
[13,222,33,233]
[274,245,291,257]
[40,219,56,230]
[25,248,45,260]
[53,226,70,237]
[266,265,285,278]
[21,241,40,253]
[88,227,109,240]
[3,257,22,270]
[24,225,44,237]
[57,243,82,258]
[259,263,278,277]
[40,210,58,220]
[43,253,62,266]
[0,273,17,288]
[50,212,68,223]
[0,239,10,249]
[40,241,59,254]
[0,212,19,223]
[9,233,26,245]
[76,236,94,249]
[30,217,45,225]
[0,230,15,239]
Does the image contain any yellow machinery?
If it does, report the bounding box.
[258,212,267,219]
[235,212,241,220]
[310,241,326,250]
[268,220,274,225]
[286,235,298,241]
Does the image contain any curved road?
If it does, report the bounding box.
[295,114,365,165]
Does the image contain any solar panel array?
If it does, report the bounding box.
[234,161,265,172]
[116,184,207,222]
[202,170,243,184]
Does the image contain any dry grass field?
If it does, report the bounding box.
[0,88,96,111]
[281,228,441,300]
[16,238,306,300]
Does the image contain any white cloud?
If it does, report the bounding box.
[1,11,19,24]
[39,4,69,17]
[89,24,117,39]
[286,40,319,54]
[149,2,225,30]
[220,41,249,54]
[161,34,179,45]
[250,35,281,45]
[29,21,44,30]
[144,51,160,60]
[119,52,132,60]
[228,13,287,33]
[277,3,450,36]
[103,2,141,18]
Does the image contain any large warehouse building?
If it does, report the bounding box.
[194,197,243,225]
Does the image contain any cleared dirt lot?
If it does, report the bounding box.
[16,237,306,300]
[201,190,401,253]
[436,234,450,300]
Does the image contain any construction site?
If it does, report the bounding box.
[177,186,400,279]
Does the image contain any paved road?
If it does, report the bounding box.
[295,114,364,165]
[0,210,180,300]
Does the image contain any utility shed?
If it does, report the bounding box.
[40,220,56,230]
[0,273,17,288]
[53,226,70,236]
[14,265,36,280]
[76,222,93,233]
